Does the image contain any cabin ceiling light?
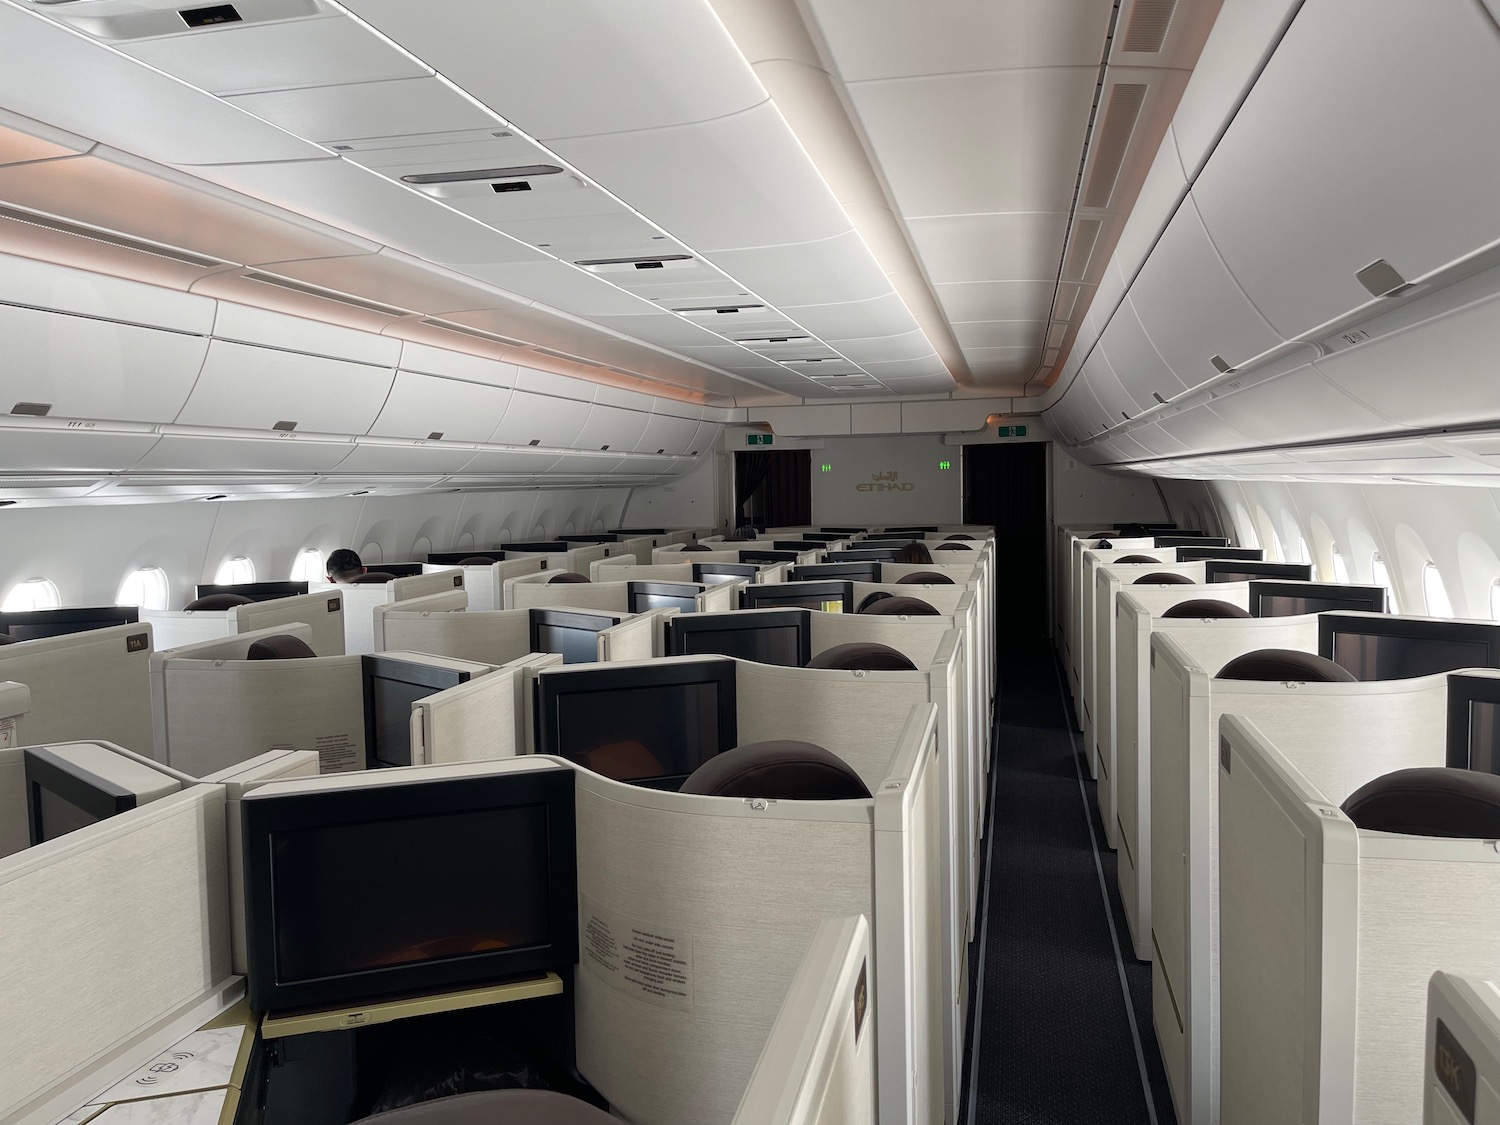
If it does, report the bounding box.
[400,165,565,185]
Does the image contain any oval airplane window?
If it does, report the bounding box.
[1371,553,1397,611]
[215,556,256,585]
[1331,547,1351,585]
[290,549,325,583]
[117,567,170,611]
[1295,536,1311,565]
[2,577,62,612]
[1423,563,1453,618]
[1235,504,1258,548]
[360,542,384,565]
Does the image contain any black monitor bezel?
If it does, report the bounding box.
[1155,535,1228,548]
[1445,673,1500,771]
[1249,580,1389,618]
[667,609,811,667]
[24,745,139,846]
[626,580,702,615]
[1172,546,1265,564]
[789,562,881,584]
[194,581,310,603]
[0,606,141,642]
[691,562,758,585]
[882,526,939,534]
[740,580,855,613]
[501,543,572,554]
[532,659,738,788]
[800,533,846,543]
[772,541,826,552]
[819,527,869,535]
[609,528,667,535]
[828,549,902,563]
[1319,613,1500,679]
[738,550,797,563]
[528,608,622,664]
[370,563,425,577]
[426,551,507,565]
[360,654,476,769]
[242,769,577,1013]
[1203,560,1315,584]
[558,534,619,543]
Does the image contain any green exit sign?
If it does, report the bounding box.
[997,425,1028,438]
[820,463,832,472]
[938,460,951,470]
[745,433,774,446]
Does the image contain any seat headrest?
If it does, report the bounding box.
[1115,554,1160,565]
[856,590,894,613]
[807,642,918,671]
[679,740,871,800]
[246,634,317,661]
[896,571,954,585]
[547,571,591,584]
[944,534,974,541]
[862,595,940,616]
[351,572,397,584]
[681,543,714,551]
[1161,598,1252,620]
[1134,571,1194,585]
[352,1090,618,1125]
[185,593,254,611]
[1341,768,1500,838]
[457,556,494,566]
[935,543,970,551]
[1216,648,1356,682]
[0,632,17,644]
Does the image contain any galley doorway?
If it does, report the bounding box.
[963,442,1048,639]
[734,449,812,529]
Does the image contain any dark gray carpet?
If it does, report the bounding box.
[960,641,1177,1125]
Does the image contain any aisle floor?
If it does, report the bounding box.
[960,641,1177,1124]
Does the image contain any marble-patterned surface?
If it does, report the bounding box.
[88,1028,245,1105]
[88,1091,227,1125]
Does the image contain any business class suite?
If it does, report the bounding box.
[7,0,1500,1123]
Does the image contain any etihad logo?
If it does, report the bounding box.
[857,470,915,493]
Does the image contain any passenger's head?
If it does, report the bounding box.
[327,548,365,583]
[894,542,933,565]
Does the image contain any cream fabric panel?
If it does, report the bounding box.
[588,561,697,582]
[0,787,231,1123]
[420,670,521,765]
[139,610,236,651]
[502,570,563,608]
[0,624,155,755]
[381,609,531,667]
[234,590,347,656]
[698,582,739,613]
[850,583,966,616]
[510,582,630,614]
[372,589,469,651]
[808,612,953,669]
[0,747,26,859]
[598,614,657,663]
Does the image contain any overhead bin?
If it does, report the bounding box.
[1205,352,1396,447]
[395,341,518,386]
[334,439,480,476]
[0,305,209,424]
[367,372,513,443]
[1096,299,1184,409]
[134,430,355,474]
[1190,0,1500,339]
[1127,197,1283,393]
[572,404,652,453]
[1078,350,1142,426]
[0,253,215,333]
[212,302,401,368]
[178,340,395,433]
[487,390,593,448]
[0,421,158,473]
[1109,126,1190,285]
[634,412,702,456]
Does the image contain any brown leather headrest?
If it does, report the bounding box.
[351,1089,619,1125]
[458,556,495,566]
[936,543,970,551]
[807,642,918,671]
[856,591,894,613]
[351,572,397,584]
[722,533,757,543]
[1096,539,1114,549]
[679,740,871,800]
[896,571,954,585]
[548,571,591,584]
[1342,768,1500,838]
[1134,572,1194,585]
[185,593,254,611]
[246,634,317,661]
[1216,648,1356,682]
[682,543,713,552]
[1161,599,1252,620]
[944,534,974,541]
[862,595,940,616]
[1116,554,1160,565]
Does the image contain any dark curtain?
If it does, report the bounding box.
[964,442,1047,638]
[735,450,812,527]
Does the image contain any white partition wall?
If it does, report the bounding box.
[1424,973,1500,1125]
[1069,540,1160,710]
[1151,640,1449,1125]
[1116,613,1319,961]
[731,913,874,1125]
[378,605,532,666]
[423,556,550,612]
[150,623,364,776]
[0,623,155,755]
[1,785,236,1125]
[143,590,346,655]
[808,611,957,670]
[1218,716,1500,1125]
[596,613,659,662]
[318,570,468,655]
[411,664,524,767]
[574,704,943,1125]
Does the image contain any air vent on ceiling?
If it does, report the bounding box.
[0,203,229,269]
[492,182,531,193]
[203,494,227,501]
[418,318,528,348]
[1062,219,1103,281]
[10,402,51,417]
[1052,288,1082,322]
[532,346,599,367]
[401,165,564,185]
[736,336,811,345]
[180,5,242,28]
[575,255,694,273]
[1121,0,1178,53]
[243,272,412,318]
[1082,84,1148,209]
[673,304,765,315]
[271,420,297,432]
[1046,323,1069,348]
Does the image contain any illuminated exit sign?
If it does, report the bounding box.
[938,461,951,470]
[996,425,1028,438]
[745,433,774,445]
[820,464,832,472]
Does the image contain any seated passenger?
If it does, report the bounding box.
[327,547,367,584]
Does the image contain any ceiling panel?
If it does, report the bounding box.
[226,76,497,144]
[845,68,1099,217]
[964,348,1042,380]
[708,230,893,307]
[462,261,662,318]
[906,214,1071,283]
[951,321,1048,351]
[935,280,1077,323]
